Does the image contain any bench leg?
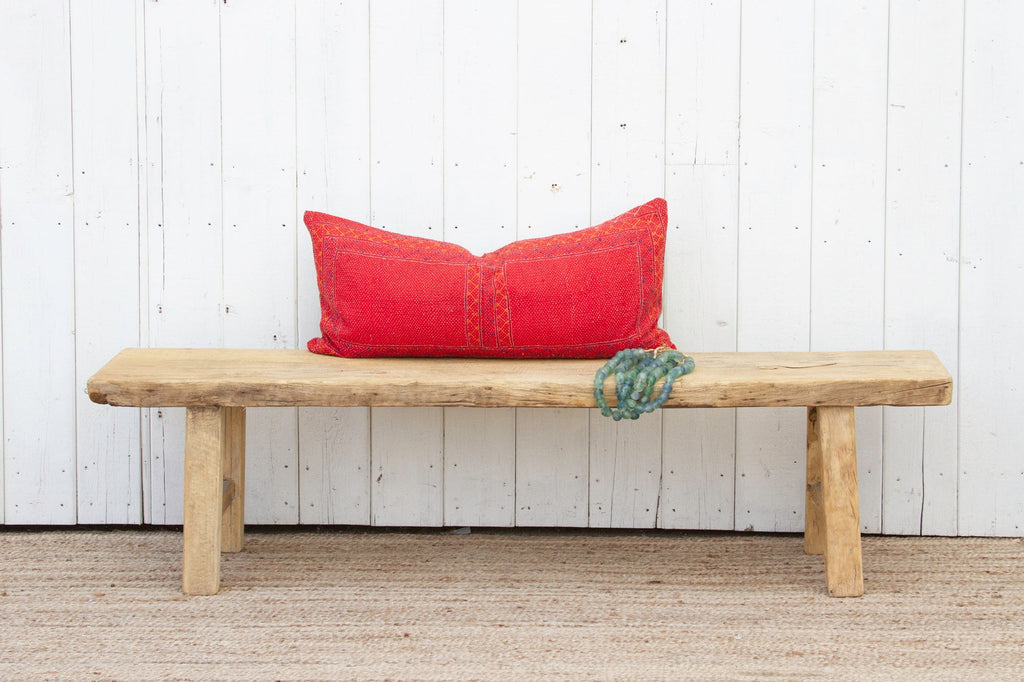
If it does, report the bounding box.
[804,407,825,555]
[816,405,864,597]
[184,406,226,595]
[221,407,246,553]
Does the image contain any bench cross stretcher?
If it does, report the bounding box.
[87,348,952,597]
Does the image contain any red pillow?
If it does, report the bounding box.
[305,198,674,358]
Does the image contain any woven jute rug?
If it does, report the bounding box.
[0,529,1021,681]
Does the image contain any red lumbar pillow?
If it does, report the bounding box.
[305,198,674,358]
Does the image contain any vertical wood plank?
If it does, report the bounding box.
[441,0,517,527]
[0,187,3,524]
[371,407,444,526]
[516,408,590,526]
[517,0,593,232]
[883,0,963,537]
[135,0,153,525]
[368,0,445,526]
[221,0,298,524]
[71,0,143,524]
[0,0,77,524]
[589,416,661,528]
[143,0,223,524]
[295,0,372,525]
[810,0,888,535]
[734,0,814,533]
[959,0,1024,537]
[444,408,515,526]
[661,0,740,531]
[183,406,224,595]
[515,0,592,527]
[588,0,666,529]
[810,3,889,347]
[590,0,666,202]
[443,0,518,258]
[369,0,444,231]
[299,408,371,524]
[818,406,864,597]
[0,5,7,522]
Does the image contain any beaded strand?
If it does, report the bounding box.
[593,347,696,420]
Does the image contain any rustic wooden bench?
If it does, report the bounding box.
[87,348,952,597]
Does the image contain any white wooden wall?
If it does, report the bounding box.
[1,0,1021,536]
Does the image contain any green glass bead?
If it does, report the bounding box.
[594,349,693,421]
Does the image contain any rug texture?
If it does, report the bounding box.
[0,529,1021,681]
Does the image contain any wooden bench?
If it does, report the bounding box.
[87,348,952,597]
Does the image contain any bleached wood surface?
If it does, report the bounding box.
[2,0,1021,536]
[959,0,1024,537]
[882,0,963,536]
[0,1,77,524]
[70,0,143,525]
[88,349,953,409]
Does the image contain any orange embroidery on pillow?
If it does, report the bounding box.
[465,264,483,348]
[493,268,513,348]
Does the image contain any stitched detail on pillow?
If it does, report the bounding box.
[479,262,499,349]
[492,267,513,349]
[466,264,483,348]
[322,243,470,348]
[503,243,642,347]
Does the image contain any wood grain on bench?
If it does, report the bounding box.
[88,348,952,409]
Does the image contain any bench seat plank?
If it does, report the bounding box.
[88,348,952,409]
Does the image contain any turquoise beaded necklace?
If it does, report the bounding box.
[593,347,695,420]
